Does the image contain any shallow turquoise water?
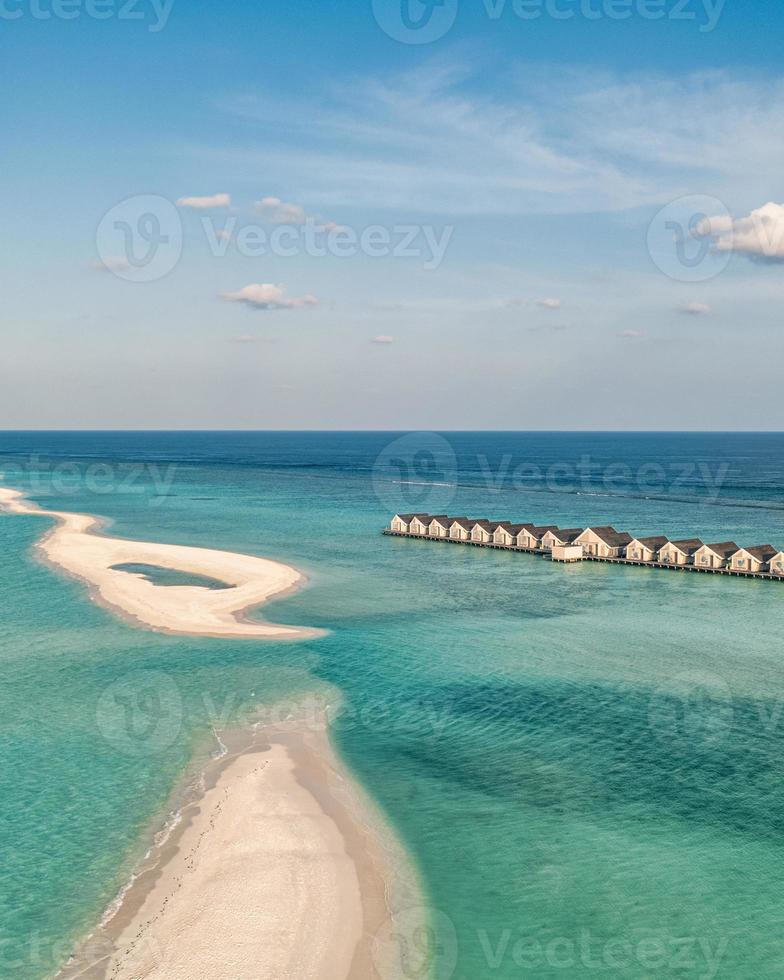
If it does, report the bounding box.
[2,432,784,978]
[110,563,232,590]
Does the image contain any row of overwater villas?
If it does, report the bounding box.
[388,513,784,575]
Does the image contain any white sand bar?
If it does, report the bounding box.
[103,745,363,980]
[0,486,319,640]
[57,722,410,980]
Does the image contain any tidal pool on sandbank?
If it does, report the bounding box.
[111,562,232,591]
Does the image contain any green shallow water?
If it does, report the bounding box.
[2,432,784,978]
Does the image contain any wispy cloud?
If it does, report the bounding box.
[221,283,318,310]
[255,196,308,225]
[208,64,784,216]
[619,329,646,339]
[537,297,561,310]
[254,195,340,230]
[679,302,712,315]
[177,193,231,209]
[371,335,394,344]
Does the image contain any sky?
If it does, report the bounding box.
[2,0,784,429]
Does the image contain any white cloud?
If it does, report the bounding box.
[372,335,394,344]
[177,193,231,210]
[537,298,561,310]
[254,196,342,231]
[228,335,258,343]
[255,196,308,225]
[221,283,318,311]
[619,329,645,339]
[679,302,712,316]
[697,202,784,260]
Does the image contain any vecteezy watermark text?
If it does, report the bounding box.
[476,453,730,501]
[479,0,726,32]
[2,457,178,502]
[201,217,454,271]
[372,0,726,44]
[371,432,732,516]
[477,928,727,978]
[0,0,175,31]
[95,193,454,282]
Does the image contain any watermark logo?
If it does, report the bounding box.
[372,0,458,43]
[372,432,458,515]
[96,194,183,282]
[648,669,734,750]
[647,194,732,283]
[96,669,183,756]
[372,906,458,979]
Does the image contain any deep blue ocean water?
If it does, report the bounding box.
[2,431,784,979]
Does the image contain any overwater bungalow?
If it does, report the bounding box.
[658,539,703,565]
[429,516,457,538]
[493,522,530,546]
[574,527,632,558]
[409,515,437,535]
[769,552,784,575]
[484,521,511,543]
[470,520,496,544]
[541,528,584,551]
[449,518,474,541]
[517,525,558,549]
[730,545,777,574]
[625,536,669,562]
[391,513,428,533]
[693,542,739,570]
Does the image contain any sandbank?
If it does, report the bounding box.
[0,486,319,640]
[56,719,418,979]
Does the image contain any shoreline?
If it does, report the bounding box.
[0,485,321,641]
[55,717,421,980]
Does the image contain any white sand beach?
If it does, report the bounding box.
[0,486,319,640]
[57,722,412,980]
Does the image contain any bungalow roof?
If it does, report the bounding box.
[548,528,584,543]
[702,542,740,559]
[497,522,533,534]
[669,539,704,554]
[636,536,669,549]
[583,526,632,547]
[409,514,442,526]
[742,544,778,561]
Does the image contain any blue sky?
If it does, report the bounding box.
[3,0,783,429]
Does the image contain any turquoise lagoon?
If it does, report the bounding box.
[2,432,784,978]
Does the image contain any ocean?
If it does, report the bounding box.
[2,431,784,979]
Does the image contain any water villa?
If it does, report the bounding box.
[385,513,784,581]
